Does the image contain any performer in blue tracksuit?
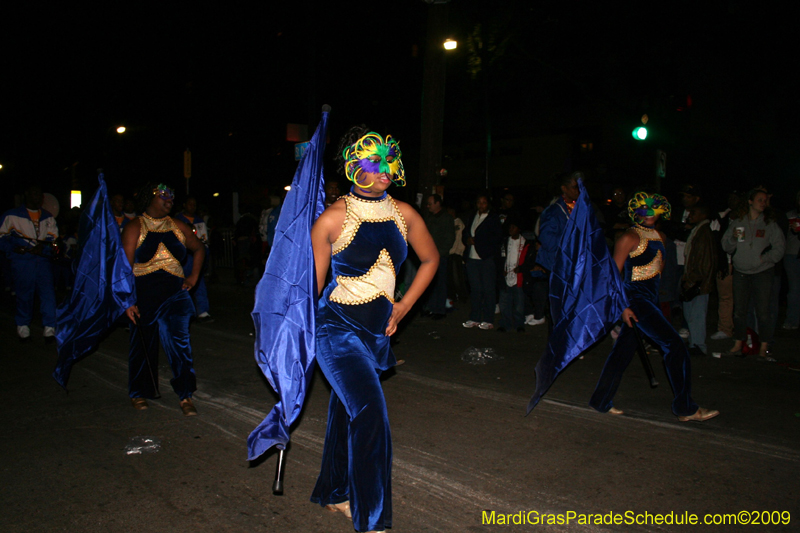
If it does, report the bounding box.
[174,196,212,322]
[309,127,438,532]
[0,185,58,341]
[535,173,581,273]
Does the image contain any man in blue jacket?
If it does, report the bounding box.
[0,185,59,341]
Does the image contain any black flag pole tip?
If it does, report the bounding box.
[322,104,331,113]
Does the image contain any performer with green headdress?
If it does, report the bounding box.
[121,182,206,416]
[589,191,719,422]
[309,126,437,532]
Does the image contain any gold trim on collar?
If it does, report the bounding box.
[331,194,407,255]
[630,224,661,258]
[138,214,185,248]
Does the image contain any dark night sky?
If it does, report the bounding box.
[1,1,797,212]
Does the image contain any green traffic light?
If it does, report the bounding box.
[632,126,648,140]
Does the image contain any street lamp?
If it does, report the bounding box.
[418,1,456,199]
[116,126,126,134]
[70,190,82,209]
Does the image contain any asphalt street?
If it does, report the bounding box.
[1,272,798,532]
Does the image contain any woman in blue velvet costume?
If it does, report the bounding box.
[121,183,206,416]
[589,192,719,422]
[309,128,438,532]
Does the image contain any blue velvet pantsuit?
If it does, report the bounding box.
[129,216,196,400]
[310,191,407,533]
[590,228,699,417]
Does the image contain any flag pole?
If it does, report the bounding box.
[272,447,286,495]
[133,316,162,398]
[631,322,659,388]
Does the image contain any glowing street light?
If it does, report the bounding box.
[70,190,82,208]
[116,126,126,134]
[443,38,457,50]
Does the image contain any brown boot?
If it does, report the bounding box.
[131,398,149,410]
[180,398,198,416]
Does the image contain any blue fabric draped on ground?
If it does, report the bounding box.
[527,179,628,413]
[248,109,329,461]
[53,174,136,388]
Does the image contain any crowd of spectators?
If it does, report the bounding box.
[3,176,798,361]
[413,176,799,362]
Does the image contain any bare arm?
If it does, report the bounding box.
[121,219,141,322]
[174,219,206,290]
[614,229,640,327]
[386,203,439,336]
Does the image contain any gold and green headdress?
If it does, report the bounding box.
[152,183,175,201]
[628,192,671,223]
[342,132,405,188]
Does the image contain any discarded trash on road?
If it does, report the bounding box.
[461,347,502,365]
[124,436,162,455]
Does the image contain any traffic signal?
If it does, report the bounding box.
[632,114,648,141]
[632,126,648,140]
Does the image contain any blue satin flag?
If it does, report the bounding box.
[527,179,628,413]
[53,174,136,388]
[248,110,329,460]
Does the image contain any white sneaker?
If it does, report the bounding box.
[462,320,480,328]
[44,326,56,338]
[678,328,690,339]
[524,314,534,324]
[478,322,494,330]
[527,317,546,326]
[17,325,30,339]
[710,331,730,340]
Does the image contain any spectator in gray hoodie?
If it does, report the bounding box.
[721,188,785,359]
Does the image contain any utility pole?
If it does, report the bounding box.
[418,0,450,200]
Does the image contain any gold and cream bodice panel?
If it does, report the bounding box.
[133,214,186,278]
[327,193,408,305]
[629,224,663,282]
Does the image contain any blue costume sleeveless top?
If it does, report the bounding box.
[133,214,191,322]
[623,224,665,304]
[316,190,408,371]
